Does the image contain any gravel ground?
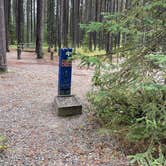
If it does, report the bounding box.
[0,51,129,166]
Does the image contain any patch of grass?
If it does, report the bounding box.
[0,135,7,152]
[10,45,17,49]
[9,45,106,56]
[0,69,8,74]
[76,47,106,56]
[0,71,5,74]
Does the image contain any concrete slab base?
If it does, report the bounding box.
[53,95,82,116]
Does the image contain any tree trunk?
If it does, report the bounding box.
[30,0,33,42]
[36,0,43,59]
[16,0,24,45]
[4,0,10,52]
[47,0,55,50]
[0,0,7,71]
[26,0,30,44]
[62,0,69,47]
[56,0,61,48]
[34,0,36,40]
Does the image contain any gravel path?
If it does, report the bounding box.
[0,52,129,166]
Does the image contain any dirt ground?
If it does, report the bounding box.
[0,51,129,166]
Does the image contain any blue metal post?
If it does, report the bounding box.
[58,48,72,96]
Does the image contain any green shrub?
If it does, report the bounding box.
[88,72,166,165]
[79,0,166,164]
[79,52,166,165]
[129,145,166,166]
[88,83,166,138]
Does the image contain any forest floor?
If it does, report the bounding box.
[0,51,129,166]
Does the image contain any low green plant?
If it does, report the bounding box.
[129,145,166,166]
[0,135,7,152]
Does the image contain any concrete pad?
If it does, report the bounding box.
[54,95,82,116]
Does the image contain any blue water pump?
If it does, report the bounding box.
[58,48,72,96]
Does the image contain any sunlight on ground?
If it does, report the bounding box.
[10,45,106,57]
[76,47,106,56]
